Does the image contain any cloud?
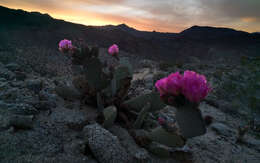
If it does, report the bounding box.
[198,0,260,18]
[74,0,124,5]
[195,0,260,31]
[130,0,260,31]
[0,0,259,32]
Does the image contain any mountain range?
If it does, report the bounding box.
[0,5,259,60]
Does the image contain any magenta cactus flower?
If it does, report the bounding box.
[59,39,73,52]
[108,44,119,56]
[155,77,168,96]
[166,72,182,96]
[155,72,182,97]
[181,70,211,103]
[155,70,211,104]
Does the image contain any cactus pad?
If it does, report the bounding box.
[148,126,185,148]
[83,57,110,91]
[103,106,117,128]
[123,92,166,112]
[175,104,206,138]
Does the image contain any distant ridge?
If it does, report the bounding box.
[180,25,251,40]
[0,5,259,60]
[181,25,249,34]
[0,5,257,35]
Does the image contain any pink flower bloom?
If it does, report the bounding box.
[155,72,182,97]
[59,39,73,52]
[166,72,182,96]
[155,70,211,104]
[108,44,119,56]
[155,77,168,96]
[181,70,211,103]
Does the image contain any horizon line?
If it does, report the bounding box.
[1,4,259,34]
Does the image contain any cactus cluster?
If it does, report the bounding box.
[59,40,132,109]
[155,70,212,138]
[58,39,212,157]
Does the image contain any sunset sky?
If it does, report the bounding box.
[0,0,260,33]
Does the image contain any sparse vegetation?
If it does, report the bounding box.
[0,5,260,163]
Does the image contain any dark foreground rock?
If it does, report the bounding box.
[0,56,260,163]
[83,123,131,163]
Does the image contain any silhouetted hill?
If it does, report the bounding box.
[0,5,259,60]
[180,25,249,38]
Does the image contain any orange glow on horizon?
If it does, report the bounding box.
[0,3,188,33]
[0,3,258,33]
[241,17,257,23]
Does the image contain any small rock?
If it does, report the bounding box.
[34,100,57,111]
[0,114,9,129]
[7,126,15,133]
[39,91,56,101]
[109,125,150,161]
[159,105,177,123]
[51,107,88,131]
[0,68,15,80]
[14,71,27,81]
[9,81,25,88]
[5,63,20,72]
[132,68,151,81]
[144,74,154,89]
[0,102,38,115]
[7,115,34,129]
[0,114,34,130]
[55,85,81,101]
[39,91,63,106]
[0,88,19,101]
[211,123,233,136]
[139,59,157,68]
[83,123,131,163]
[64,140,86,155]
[26,79,43,93]
[252,117,260,132]
[244,137,260,152]
[11,104,38,115]
[0,77,7,82]
[0,82,9,91]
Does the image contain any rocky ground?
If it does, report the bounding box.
[0,51,260,163]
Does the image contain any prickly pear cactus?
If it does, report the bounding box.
[123,92,166,112]
[119,57,133,75]
[148,126,185,148]
[71,46,89,65]
[154,70,211,139]
[58,39,213,159]
[59,41,134,110]
[70,46,110,95]
[133,102,151,129]
[175,103,206,138]
[83,57,110,91]
[103,106,117,128]
[103,65,132,98]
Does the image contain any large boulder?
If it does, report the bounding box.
[83,123,131,163]
[109,125,150,162]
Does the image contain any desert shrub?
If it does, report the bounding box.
[158,61,175,71]
[214,56,260,119]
